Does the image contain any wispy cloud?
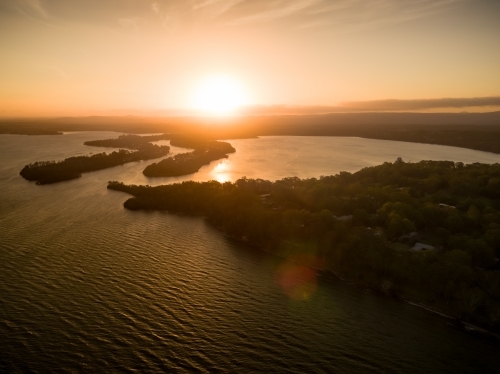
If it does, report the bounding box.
[151,2,160,15]
[192,0,243,19]
[223,0,321,26]
[310,0,464,31]
[220,0,464,30]
[193,0,227,11]
[145,0,243,31]
[307,0,354,15]
[4,0,466,32]
[149,1,178,31]
[119,17,141,31]
[15,0,49,19]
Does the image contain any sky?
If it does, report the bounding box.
[1,0,500,117]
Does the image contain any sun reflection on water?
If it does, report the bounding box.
[212,160,232,183]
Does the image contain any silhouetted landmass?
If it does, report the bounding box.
[169,134,237,153]
[21,144,169,184]
[143,140,235,177]
[109,160,500,332]
[2,111,500,132]
[3,112,500,153]
[305,126,500,155]
[84,134,169,149]
[0,124,62,135]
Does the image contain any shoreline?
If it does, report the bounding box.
[220,230,500,342]
[107,158,500,342]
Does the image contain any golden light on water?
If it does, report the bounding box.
[212,160,232,183]
[192,75,249,116]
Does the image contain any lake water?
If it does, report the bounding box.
[1,132,500,373]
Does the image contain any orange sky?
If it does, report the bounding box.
[1,0,500,117]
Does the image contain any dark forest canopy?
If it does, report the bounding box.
[84,134,168,149]
[143,139,235,177]
[109,160,500,332]
[20,144,169,184]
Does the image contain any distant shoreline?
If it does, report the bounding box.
[3,114,500,155]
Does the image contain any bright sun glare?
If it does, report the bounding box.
[193,75,248,116]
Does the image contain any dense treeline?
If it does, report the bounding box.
[109,159,500,332]
[21,144,169,184]
[84,134,169,149]
[143,139,235,177]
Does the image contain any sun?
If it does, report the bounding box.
[192,75,248,116]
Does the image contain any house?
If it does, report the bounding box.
[411,242,434,251]
[439,203,456,209]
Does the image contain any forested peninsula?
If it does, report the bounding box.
[143,137,235,177]
[109,160,500,333]
[20,138,170,184]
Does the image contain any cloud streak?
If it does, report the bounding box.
[1,0,467,34]
[223,0,321,26]
[240,97,500,115]
[221,0,463,29]
[118,17,141,31]
[340,97,500,111]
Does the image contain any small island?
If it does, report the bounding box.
[19,133,237,184]
[21,143,170,184]
[84,134,169,149]
[143,137,235,177]
[109,159,500,333]
[168,134,236,153]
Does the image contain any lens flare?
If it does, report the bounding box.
[274,254,321,301]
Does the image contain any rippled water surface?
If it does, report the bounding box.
[1,133,500,373]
